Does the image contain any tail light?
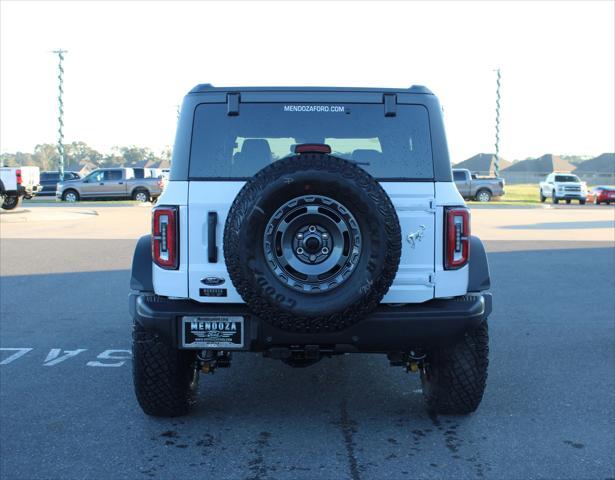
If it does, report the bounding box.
[152,206,179,269]
[16,169,22,185]
[445,207,470,270]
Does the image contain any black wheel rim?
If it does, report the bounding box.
[263,195,362,293]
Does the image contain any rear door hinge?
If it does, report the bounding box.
[227,93,240,116]
[384,94,397,117]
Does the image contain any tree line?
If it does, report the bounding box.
[0,142,172,172]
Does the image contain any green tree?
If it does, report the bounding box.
[33,144,59,171]
[64,142,103,170]
[120,146,156,166]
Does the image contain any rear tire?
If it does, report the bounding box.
[420,320,489,414]
[579,199,586,205]
[1,195,21,210]
[132,320,199,417]
[565,199,571,204]
[539,190,546,203]
[475,189,492,202]
[552,192,559,204]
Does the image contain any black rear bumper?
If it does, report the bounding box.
[130,293,492,353]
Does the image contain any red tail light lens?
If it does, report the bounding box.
[16,169,22,185]
[445,207,470,270]
[152,206,179,269]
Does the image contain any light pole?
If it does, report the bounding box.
[53,49,67,180]
[494,68,501,177]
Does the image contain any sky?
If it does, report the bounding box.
[1,0,613,163]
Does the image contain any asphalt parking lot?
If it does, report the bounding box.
[1,204,614,480]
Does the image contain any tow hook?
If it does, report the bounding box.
[387,350,426,372]
[197,351,232,374]
[405,351,426,373]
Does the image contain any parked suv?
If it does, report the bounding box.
[539,173,587,204]
[130,85,492,417]
[453,168,505,202]
[39,171,81,196]
[57,167,163,202]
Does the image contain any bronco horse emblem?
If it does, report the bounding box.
[406,225,426,249]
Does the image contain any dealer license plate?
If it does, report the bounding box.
[182,316,244,349]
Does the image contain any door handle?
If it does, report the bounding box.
[208,212,218,262]
[99,183,104,185]
[118,182,124,185]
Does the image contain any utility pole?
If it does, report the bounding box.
[494,68,501,177]
[53,49,67,180]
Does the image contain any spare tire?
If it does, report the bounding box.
[224,153,401,332]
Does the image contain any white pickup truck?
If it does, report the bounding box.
[0,166,41,210]
[539,173,587,204]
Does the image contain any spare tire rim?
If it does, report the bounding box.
[263,195,362,293]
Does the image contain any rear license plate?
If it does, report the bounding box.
[182,316,244,349]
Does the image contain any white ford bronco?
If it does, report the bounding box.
[130,85,492,417]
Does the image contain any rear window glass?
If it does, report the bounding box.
[104,170,123,181]
[43,172,60,181]
[453,171,466,181]
[189,103,433,179]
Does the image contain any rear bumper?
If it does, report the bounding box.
[18,185,41,197]
[130,293,492,353]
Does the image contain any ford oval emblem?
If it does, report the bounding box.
[201,276,225,286]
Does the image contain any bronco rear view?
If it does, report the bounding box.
[129,85,492,417]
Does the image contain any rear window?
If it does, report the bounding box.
[189,103,433,180]
[453,170,466,181]
[42,173,58,181]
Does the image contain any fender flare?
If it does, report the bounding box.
[468,235,491,292]
[130,235,154,292]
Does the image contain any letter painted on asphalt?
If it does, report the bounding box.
[0,348,33,365]
[43,348,87,366]
[86,349,132,367]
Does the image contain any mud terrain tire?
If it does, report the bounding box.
[224,153,401,333]
[420,319,489,414]
[132,320,199,417]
